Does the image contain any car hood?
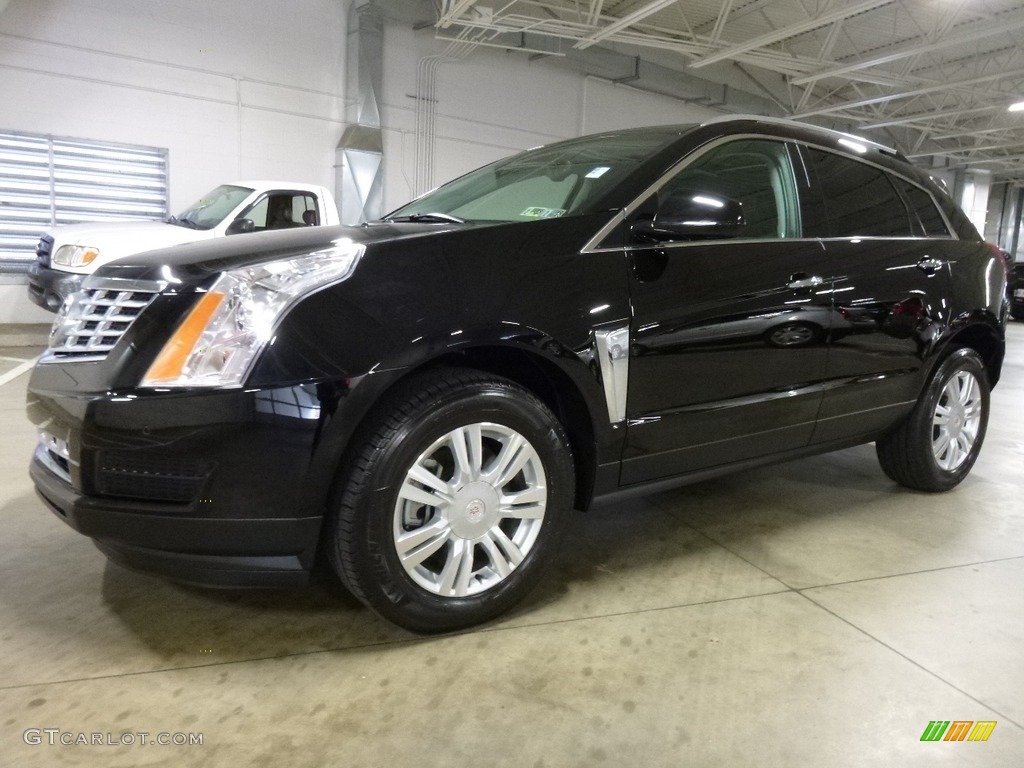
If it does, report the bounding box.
[93,221,483,284]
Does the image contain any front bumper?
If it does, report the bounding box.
[26,379,341,588]
[27,262,83,312]
[31,458,321,586]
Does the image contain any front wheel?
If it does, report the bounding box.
[325,369,574,633]
[876,348,990,492]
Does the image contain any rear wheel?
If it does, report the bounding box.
[326,368,574,632]
[876,348,989,492]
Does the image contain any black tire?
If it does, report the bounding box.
[875,348,990,492]
[325,368,574,633]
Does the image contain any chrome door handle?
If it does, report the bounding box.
[787,274,824,290]
[917,257,945,273]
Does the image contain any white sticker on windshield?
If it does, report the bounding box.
[521,207,566,219]
[586,166,611,179]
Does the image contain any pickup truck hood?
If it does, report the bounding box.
[48,221,210,265]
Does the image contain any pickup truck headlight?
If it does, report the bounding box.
[140,240,364,388]
[52,245,100,267]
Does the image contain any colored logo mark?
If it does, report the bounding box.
[920,720,996,742]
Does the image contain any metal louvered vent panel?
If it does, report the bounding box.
[0,130,168,271]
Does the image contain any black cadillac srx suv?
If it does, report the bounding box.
[27,117,1007,632]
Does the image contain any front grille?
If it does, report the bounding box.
[43,276,165,362]
[36,234,54,266]
[96,451,215,503]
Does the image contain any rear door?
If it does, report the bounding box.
[799,146,955,444]
[622,138,836,484]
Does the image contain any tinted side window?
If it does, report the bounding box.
[655,139,803,239]
[804,148,914,237]
[890,177,951,237]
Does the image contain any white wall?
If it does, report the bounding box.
[0,1,734,325]
[377,22,729,211]
[0,0,348,212]
[0,0,348,323]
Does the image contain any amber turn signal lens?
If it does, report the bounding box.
[142,291,225,384]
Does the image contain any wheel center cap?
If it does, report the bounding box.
[950,404,965,434]
[465,498,485,522]
[449,482,500,540]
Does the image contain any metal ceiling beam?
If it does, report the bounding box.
[793,66,1024,118]
[932,124,1024,141]
[689,0,895,69]
[709,0,735,43]
[860,104,1000,129]
[790,13,1024,85]
[949,154,1024,166]
[574,0,681,51]
[910,139,1024,158]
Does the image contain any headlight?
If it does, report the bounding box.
[52,244,100,267]
[140,240,364,388]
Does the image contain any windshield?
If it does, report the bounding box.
[386,129,688,224]
[173,185,254,230]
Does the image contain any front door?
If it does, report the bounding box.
[621,138,836,485]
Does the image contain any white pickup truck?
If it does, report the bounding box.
[28,181,340,311]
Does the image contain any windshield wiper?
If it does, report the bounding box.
[171,216,200,229]
[384,212,466,225]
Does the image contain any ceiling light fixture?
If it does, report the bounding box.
[1009,101,1024,112]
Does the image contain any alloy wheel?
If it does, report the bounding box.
[393,422,547,597]
[931,370,982,471]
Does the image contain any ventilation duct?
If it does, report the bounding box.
[336,2,384,224]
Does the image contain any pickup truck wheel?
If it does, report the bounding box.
[875,348,989,492]
[326,369,574,633]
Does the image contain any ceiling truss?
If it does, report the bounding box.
[431,0,1024,181]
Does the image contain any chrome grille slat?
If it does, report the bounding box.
[42,277,165,363]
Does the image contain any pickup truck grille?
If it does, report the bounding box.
[36,234,54,266]
[43,277,165,362]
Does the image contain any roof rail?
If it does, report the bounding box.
[698,113,897,155]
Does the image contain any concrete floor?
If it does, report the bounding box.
[1,326,1023,768]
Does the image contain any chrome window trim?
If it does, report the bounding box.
[580,132,958,254]
[589,234,952,255]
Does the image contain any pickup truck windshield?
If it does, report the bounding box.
[386,129,688,224]
[173,185,254,230]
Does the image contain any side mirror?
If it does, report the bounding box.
[633,190,745,242]
[226,218,255,235]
